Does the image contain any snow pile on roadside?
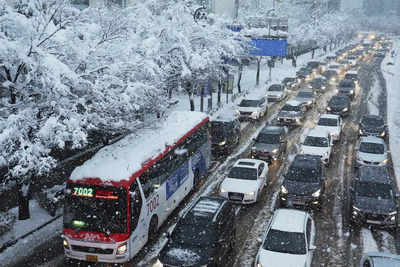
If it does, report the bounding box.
[381,40,400,188]
[366,79,380,115]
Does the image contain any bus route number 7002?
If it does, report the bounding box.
[147,194,160,216]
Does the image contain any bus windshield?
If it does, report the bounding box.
[64,184,127,234]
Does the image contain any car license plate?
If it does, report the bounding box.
[85,255,98,262]
[366,219,381,225]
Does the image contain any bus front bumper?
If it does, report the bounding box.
[63,237,130,264]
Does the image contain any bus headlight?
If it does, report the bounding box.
[117,242,128,255]
[63,238,70,249]
[312,189,321,197]
[280,185,288,194]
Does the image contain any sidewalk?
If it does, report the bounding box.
[0,200,62,266]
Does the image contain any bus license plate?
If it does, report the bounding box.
[85,255,98,262]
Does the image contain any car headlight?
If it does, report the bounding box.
[327,107,332,111]
[308,85,313,89]
[350,90,354,94]
[353,205,360,212]
[116,242,128,255]
[280,185,288,194]
[380,131,386,137]
[330,78,336,82]
[252,111,258,116]
[220,188,227,193]
[323,151,329,158]
[63,238,70,249]
[312,189,321,197]
[359,129,363,135]
[219,140,226,146]
[307,100,312,105]
[247,191,255,196]
[321,86,326,89]
[257,263,263,267]
[272,148,278,154]
[342,107,348,112]
[381,158,388,165]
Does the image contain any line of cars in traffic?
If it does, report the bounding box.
[155,37,398,267]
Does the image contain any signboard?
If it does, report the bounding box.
[249,39,287,57]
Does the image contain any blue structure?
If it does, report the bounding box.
[249,39,287,57]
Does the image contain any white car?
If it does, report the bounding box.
[255,209,316,267]
[300,128,333,166]
[316,114,343,143]
[266,84,287,103]
[355,136,389,167]
[219,159,268,204]
[237,96,268,121]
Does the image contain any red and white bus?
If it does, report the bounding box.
[62,111,211,264]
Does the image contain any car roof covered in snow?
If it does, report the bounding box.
[271,209,308,233]
[70,111,208,184]
[360,136,385,145]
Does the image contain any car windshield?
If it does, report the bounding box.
[297,91,313,98]
[318,118,337,127]
[282,104,301,112]
[286,166,321,183]
[64,184,127,234]
[283,78,295,84]
[362,117,384,127]
[329,65,340,69]
[172,220,216,246]
[228,167,257,180]
[345,74,357,80]
[356,181,392,199]
[324,70,337,77]
[239,99,259,107]
[257,133,280,144]
[360,142,385,154]
[269,85,282,92]
[263,229,307,255]
[303,136,329,147]
[331,97,348,105]
[339,81,355,88]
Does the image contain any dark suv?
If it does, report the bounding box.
[359,114,387,138]
[337,79,356,100]
[158,196,236,267]
[251,125,287,163]
[350,166,399,229]
[327,95,351,117]
[279,154,326,209]
[211,114,241,156]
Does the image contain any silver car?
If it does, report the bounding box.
[360,252,400,267]
[355,136,389,167]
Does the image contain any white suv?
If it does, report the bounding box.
[355,136,389,167]
[255,209,316,267]
[237,96,268,121]
[219,159,268,204]
[300,128,333,166]
[316,114,343,143]
[266,84,287,103]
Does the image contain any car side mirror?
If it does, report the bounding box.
[395,192,400,199]
[256,237,263,244]
[309,244,316,250]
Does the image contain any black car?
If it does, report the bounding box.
[309,76,328,92]
[251,125,287,163]
[211,114,241,155]
[282,77,297,90]
[344,72,359,84]
[350,166,399,229]
[296,67,313,82]
[359,114,387,138]
[279,154,326,209]
[158,196,236,267]
[276,100,306,126]
[337,79,356,100]
[322,69,338,83]
[327,95,351,117]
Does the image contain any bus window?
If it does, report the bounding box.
[130,180,143,232]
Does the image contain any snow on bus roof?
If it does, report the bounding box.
[70,111,208,183]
